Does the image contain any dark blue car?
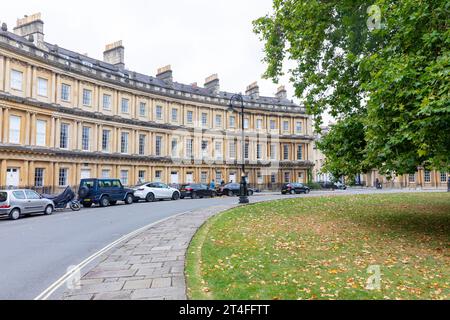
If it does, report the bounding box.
[78,179,135,208]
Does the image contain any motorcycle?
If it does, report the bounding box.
[41,186,81,211]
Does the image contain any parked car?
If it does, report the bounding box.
[320,181,347,190]
[179,184,216,199]
[133,182,181,202]
[78,179,135,207]
[218,183,255,197]
[0,189,54,220]
[281,183,311,194]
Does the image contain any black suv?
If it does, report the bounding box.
[281,183,311,194]
[78,179,135,207]
[179,184,216,199]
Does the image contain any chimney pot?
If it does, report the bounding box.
[245,81,259,98]
[13,13,45,49]
[204,74,220,94]
[276,85,287,100]
[103,40,125,70]
[156,65,173,84]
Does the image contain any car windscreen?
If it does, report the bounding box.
[81,180,95,188]
[0,192,7,202]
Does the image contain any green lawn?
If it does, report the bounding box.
[186,193,450,300]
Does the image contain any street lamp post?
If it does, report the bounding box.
[228,93,249,204]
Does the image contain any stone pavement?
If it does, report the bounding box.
[62,204,235,300]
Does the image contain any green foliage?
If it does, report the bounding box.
[254,0,450,176]
[305,182,321,190]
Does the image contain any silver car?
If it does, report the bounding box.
[0,189,54,220]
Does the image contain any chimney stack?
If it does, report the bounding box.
[13,13,45,49]
[246,82,259,98]
[156,65,173,84]
[276,85,287,100]
[204,74,220,94]
[103,41,125,70]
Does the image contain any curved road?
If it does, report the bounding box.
[0,192,302,300]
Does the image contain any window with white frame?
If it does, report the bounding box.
[82,89,92,106]
[257,144,262,159]
[121,132,129,153]
[297,145,303,160]
[283,144,289,160]
[60,123,69,149]
[101,169,111,178]
[271,173,277,183]
[270,120,276,130]
[9,115,21,144]
[82,126,90,151]
[201,172,208,184]
[103,94,112,110]
[156,105,163,120]
[37,77,48,97]
[243,118,249,129]
[120,170,129,186]
[201,140,208,157]
[296,121,302,133]
[257,171,263,184]
[10,70,23,91]
[155,136,162,156]
[138,170,146,183]
[215,141,222,159]
[139,134,146,155]
[270,144,277,160]
[187,111,193,124]
[61,84,71,102]
[171,108,178,122]
[215,171,222,182]
[229,116,236,128]
[215,114,222,127]
[186,139,194,158]
[34,168,44,187]
[36,120,47,146]
[284,172,291,183]
[121,98,129,113]
[408,174,415,183]
[244,142,249,159]
[102,129,110,152]
[139,102,146,117]
[229,141,236,158]
[424,170,431,183]
[171,139,178,157]
[283,121,289,132]
[58,168,68,186]
[201,113,208,127]
[256,119,262,130]
[440,172,448,183]
[155,170,162,182]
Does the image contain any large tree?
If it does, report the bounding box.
[253,0,449,176]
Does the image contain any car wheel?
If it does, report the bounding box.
[306,189,310,194]
[145,192,155,202]
[290,189,295,195]
[100,196,110,207]
[9,208,20,220]
[82,202,93,208]
[125,194,134,205]
[172,192,180,200]
[44,205,54,215]
[227,190,234,197]
[180,195,185,199]
[248,190,254,196]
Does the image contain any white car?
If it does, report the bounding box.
[133,182,181,202]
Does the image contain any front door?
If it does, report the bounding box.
[186,172,194,184]
[229,173,236,184]
[170,172,179,184]
[6,168,20,188]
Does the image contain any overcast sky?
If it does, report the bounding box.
[2,0,302,103]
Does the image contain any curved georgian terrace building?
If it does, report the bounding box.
[0,14,314,191]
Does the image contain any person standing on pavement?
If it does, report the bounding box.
[210,179,216,190]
